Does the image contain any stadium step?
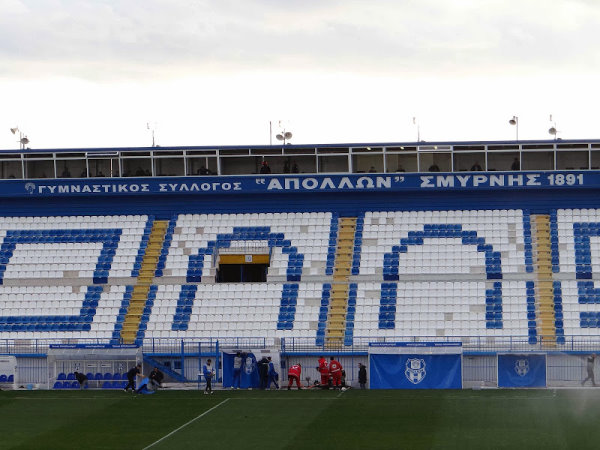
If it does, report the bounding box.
[325,217,357,347]
[531,214,556,347]
[120,219,169,344]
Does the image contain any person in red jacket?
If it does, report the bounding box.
[317,356,330,388]
[329,357,343,389]
[287,363,302,390]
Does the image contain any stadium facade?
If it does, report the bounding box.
[0,138,599,390]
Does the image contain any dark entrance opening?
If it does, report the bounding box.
[216,264,269,283]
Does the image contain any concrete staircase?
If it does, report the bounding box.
[326,217,356,346]
[531,214,556,347]
[120,220,168,344]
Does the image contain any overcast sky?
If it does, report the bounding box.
[0,0,599,150]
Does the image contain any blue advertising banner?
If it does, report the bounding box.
[498,354,547,388]
[0,171,592,198]
[369,354,462,389]
[222,352,260,389]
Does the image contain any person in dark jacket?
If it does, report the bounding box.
[358,363,367,389]
[258,356,269,389]
[149,367,164,389]
[124,364,141,392]
[74,371,88,389]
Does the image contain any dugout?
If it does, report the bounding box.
[47,344,141,389]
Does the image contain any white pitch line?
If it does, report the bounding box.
[142,398,230,450]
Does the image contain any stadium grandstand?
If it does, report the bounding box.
[1,138,600,391]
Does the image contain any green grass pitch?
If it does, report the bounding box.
[1,388,600,449]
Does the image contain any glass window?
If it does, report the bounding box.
[522,151,554,170]
[0,161,22,179]
[487,152,520,171]
[25,160,54,178]
[187,157,218,176]
[556,151,589,170]
[453,152,486,172]
[418,152,451,172]
[352,153,384,173]
[88,157,120,177]
[385,153,417,173]
[122,158,151,177]
[153,157,185,176]
[56,159,86,178]
[318,155,348,173]
[220,156,259,175]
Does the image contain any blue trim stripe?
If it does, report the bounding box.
[523,211,534,273]
[135,285,158,345]
[315,283,331,346]
[172,285,197,331]
[325,214,339,276]
[131,216,155,277]
[277,283,299,330]
[526,281,537,344]
[154,217,177,277]
[343,283,357,346]
[351,215,364,275]
[553,281,565,344]
[111,285,133,343]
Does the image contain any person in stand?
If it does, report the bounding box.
[470,161,483,171]
[267,357,279,389]
[149,367,164,389]
[260,161,271,174]
[287,363,302,390]
[358,363,367,389]
[329,357,343,389]
[428,163,440,172]
[124,364,141,392]
[258,356,269,390]
[283,160,291,173]
[74,371,88,389]
[232,351,242,389]
[291,162,299,173]
[511,157,520,171]
[317,356,330,388]
[203,359,215,395]
[582,354,597,386]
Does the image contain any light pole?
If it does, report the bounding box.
[10,127,29,149]
[412,117,421,142]
[276,130,293,145]
[548,114,558,141]
[509,116,519,141]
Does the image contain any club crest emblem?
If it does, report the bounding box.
[24,183,36,194]
[515,359,529,377]
[405,358,426,384]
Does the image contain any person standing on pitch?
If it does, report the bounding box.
[358,363,367,389]
[74,371,88,389]
[287,363,302,390]
[582,354,597,386]
[203,359,215,394]
[258,356,269,390]
[232,351,242,389]
[267,357,279,389]
[329,357,343,389]
[124,363,141,392]
[317,356,330,388]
